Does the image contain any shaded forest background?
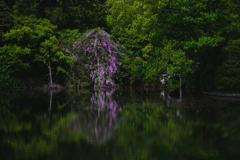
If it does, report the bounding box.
[0,0,240,92]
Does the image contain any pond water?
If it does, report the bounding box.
[1,87,240,160]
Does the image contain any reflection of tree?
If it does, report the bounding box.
[1,88,240,160]
[112,107,217,160]
[63,89,122,145]
[111,90,240,160]
[0,92,75,160]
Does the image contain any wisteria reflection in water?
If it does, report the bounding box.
[64,89,122,145]
[2,88,240,160]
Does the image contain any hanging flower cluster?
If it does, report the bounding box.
[68,28,125,88]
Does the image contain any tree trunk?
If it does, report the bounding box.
[48,58,53,87]
[49,90,52,118]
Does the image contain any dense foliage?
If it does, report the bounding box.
[0,0,240,91]
[0,1,13,42]
[0,16,73,87]
[215,39,240,91]
[107,0,240,90]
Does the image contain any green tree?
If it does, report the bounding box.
[45,6,64,26]
[119,56,146,85]
[0,1,14,43]
[1,16,73,85]
[0,28,31,91]
[142,40,193,88]
[38,36,74,86]
[51,0,108,31]
[107,0,240,89]
[13,0,43,16]
[215,39,240,91]
[0,44,31,75]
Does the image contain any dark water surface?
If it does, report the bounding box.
[1,87,240,160]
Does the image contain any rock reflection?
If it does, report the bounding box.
[64,89,122,145]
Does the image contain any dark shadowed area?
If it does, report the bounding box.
[1,87,240,160]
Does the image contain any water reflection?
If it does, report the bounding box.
[160,89,182,107]
[114,88,240,160]
[1,88,240,160]
[64,89,122,145]
[0,92,74,160]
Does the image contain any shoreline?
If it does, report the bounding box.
[202,91,240,98]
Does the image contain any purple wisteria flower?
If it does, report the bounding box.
[66,28,125,88]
